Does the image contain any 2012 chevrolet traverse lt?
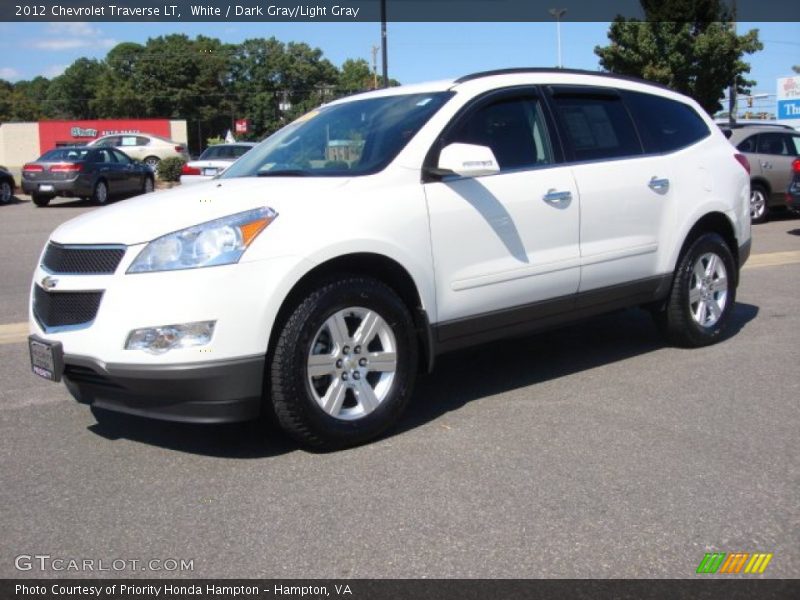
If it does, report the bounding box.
[28,69,751,449]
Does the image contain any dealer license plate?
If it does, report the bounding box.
[203,168,219,176]
[39,184,55,192]
[29,337,64,382]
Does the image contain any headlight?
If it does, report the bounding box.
[128,207,277,273]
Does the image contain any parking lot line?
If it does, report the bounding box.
[0,322,29,345]
[1,250,797,346]
[742,250,800,270]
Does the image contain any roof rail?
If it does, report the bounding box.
[453,68,672,91]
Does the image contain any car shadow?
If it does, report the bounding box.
[1,195,26,206]
[86,303,759,458]
[788,229,800,237]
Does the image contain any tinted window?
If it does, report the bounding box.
[446,97,554,171]
[136,136,150,146]
[94,149,117,163]
[736,135,758,153]
[199,145,252,160]
[551,93,642,161]
[757,132,792,155]
[40,148,90,161]
[624,91,710,153]
[791,136,800,155]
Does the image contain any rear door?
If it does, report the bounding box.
[423,88,581,331]
[546,85,670,292]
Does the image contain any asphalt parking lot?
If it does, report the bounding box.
[0,194,798,579]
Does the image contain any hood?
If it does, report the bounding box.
[50,177,351,245]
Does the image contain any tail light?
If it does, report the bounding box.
[734,153,750,174]
[175,146,185,153]
[23,164,44,172]
[792,158,800,173]
[181,164,201,176]
[50,163,83,173]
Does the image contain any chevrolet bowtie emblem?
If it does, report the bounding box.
[41,276,58,290]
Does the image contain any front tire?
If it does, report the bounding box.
[92,180,109,205]
[143,156,160,170]
[269,277,418,450]
[656,232,737,347]
[142,176,154,194]
[750,184,769,224]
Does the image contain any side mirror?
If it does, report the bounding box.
[435,143,500,178]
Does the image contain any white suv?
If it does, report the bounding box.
[28,69,751,450]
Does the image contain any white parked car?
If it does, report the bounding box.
[180,143,257,185]
[88,133,189,169]
[28,69,751,450]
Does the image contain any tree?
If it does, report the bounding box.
[793,66,800,74]
[339,58,373,93]
[594,0,762,115]
[43,58,108,118]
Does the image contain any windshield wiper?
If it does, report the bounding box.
[257,169,311,177]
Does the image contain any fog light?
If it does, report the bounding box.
[125,321,216,354]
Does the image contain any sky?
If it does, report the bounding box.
[0,20,798,108]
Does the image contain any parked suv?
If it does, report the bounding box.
[28,69,751,450]
[724,125,800,223]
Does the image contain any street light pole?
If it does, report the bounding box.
[549,8,567,68]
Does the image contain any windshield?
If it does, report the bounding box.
[222,92,452,178]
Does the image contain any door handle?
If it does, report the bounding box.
[543,189,572,203]
[648,176,670,194]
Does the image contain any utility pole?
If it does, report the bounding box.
[371,44,380,90]
[728,0,738,126]
[381,0,388,88]
[549,8,567,69]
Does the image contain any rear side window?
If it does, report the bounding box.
[550,92,642,161]
[757,132,794,156]
[623,91,710,153]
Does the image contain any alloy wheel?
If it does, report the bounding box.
[688,252,728,328]
[306,307,397,420]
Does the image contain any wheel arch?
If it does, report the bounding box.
[267,252,435,374]
[677,211,740,284]
[750,176,771,196]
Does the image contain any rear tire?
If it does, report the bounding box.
[269,277,418,451]
[32,194,50,207]
[655,232,737,347]
[750,184,769,224]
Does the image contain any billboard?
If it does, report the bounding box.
[777,76,800,120]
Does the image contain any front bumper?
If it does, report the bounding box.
[61,352,264,423]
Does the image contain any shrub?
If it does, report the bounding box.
[157,156,186,182]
